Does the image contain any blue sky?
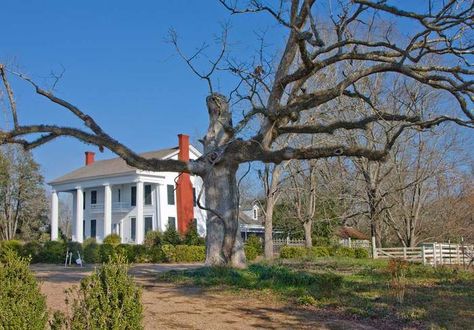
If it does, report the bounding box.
[1,1,472,186]
[1,1,282,184]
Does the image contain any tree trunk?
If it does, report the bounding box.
[203,161,246,267]
[303,220,313,248]
[264,201,275,260]
[202,93,246,267]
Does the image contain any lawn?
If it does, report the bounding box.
[157,257,474,329]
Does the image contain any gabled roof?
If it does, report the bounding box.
[335,226,369,240]
[49,147,178,185]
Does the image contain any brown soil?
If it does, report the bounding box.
[32,263,384,330]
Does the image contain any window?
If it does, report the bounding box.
[118,189,121,202]
[253,208,258,220]
[131,186,136,206]
[83,220,86,240]
[90,219,97,238]
[144,185,152,205]
[145,216,153,234]
[193,188,197,207]
[130,217,136,241]
[167,185,175,205]
[168,217,176,230]
[91,190,97,205]
[83,192,86,209]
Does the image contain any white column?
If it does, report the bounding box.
[136,181,144,244]
[104,184,112,239]
[75,187,84,243]
[51,190,59,241]
[153,184,160,231]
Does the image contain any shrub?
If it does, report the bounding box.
[279,246,307,259]
[387,258,409,304]
[332,246,356,258]
[133,245,150,263]
[67,241,84,257]
[22,241,42,263]
[354,248,369,259]
[100,244,116,263]
[162,227,182,245]
[144,230,163,248]
[0,240,23,259]
[175,245,206,262]
[83,240,101,263]
[161,244,176,262]
[309,246,331,257]
[148,246,166,263]
[244,245,259,261]
[183,220,205,246]
[38,241,65,263]
[103,233,121,246]
[67,254,143,329]
[246,235,263,255]
[0,250,48,329]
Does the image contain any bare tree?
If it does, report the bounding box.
[1,1,473,266]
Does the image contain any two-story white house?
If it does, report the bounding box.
[49,134,206,244]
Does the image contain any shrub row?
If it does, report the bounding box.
[280,245,369,259]
[0,239,207,264]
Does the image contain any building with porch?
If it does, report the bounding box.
[49,134,205,244]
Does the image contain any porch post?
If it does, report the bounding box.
[136,181,144,244]
[51,190,59,241]
[74,187,84,243]
[104,184,112,239]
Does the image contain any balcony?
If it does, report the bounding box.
[89,202,133,214]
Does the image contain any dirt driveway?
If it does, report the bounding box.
[32,263,379,330]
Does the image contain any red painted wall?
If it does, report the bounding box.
[176,134,194,234]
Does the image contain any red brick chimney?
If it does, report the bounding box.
[85,151,95,166]
[176,134,194,234]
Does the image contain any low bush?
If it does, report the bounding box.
[0,250,48,329]
[38,241,65,263]
[67,254,143,329]
[0,240,23,259]
[100,243,116,263]
[245,245,259,261]
[332,246,356,258]
[83,239,101,263]
[22,241,42,262]
[354,247,369,259]
[279,246,307,259]
[148,246,166,263]
[162,227,182,245]
[161,244,176,262]
[175,245,206,262]
[246,235,263,254]
[144,230,163,248]
[103,233,121,246]
[133,245,150,263]
[309,246,331,257]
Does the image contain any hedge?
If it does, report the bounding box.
[279,245,369,259]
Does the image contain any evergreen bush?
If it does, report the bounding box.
[0,250,48,329]
[83,239,101,263]
[279,246,307,259]
[182,220,205,246]
[38,241,65,263]
[103,233,121,246]
[67,254,143,329]
[175,245,206,262]
[162,227,182,245]
[144,230,163,248]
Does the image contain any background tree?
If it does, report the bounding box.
[1,1,473,266]
[0,146,47,240]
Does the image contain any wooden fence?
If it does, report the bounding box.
[374,241,474,266]
[272,238,305,253]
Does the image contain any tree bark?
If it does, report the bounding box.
[264,201,275,260]
[303,220,313,248]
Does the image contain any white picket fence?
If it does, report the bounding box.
[374,242,474,266]
[272,238,305,252]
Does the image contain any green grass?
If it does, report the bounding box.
[157,257,474,329]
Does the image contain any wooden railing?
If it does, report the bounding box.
[374,242,474,266]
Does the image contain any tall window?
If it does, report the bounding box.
[83,220,86,241]
[145,216,153,234]
[91,190,97,205]
[90,219,97,238]
[131,186,136,206]
[193,188,197,207]
[130,217,136,241]
[144,185,152,205]
[118,189,121,202]
[83,192,86,209]
[168,217,176,230]
[167,185,175,205]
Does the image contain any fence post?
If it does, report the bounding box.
[348,237,352,248]
[422,245,426,265]
[433,243,437,267]
[286,235,290,245]
[371,236,377,259]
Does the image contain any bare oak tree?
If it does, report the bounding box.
[1,1,473,266]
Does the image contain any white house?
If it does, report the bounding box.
[49,134,206,244]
